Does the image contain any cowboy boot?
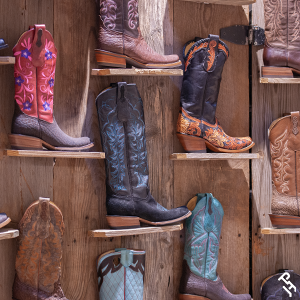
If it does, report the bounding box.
[0,38,8,50]
[176,35,254,153]
[97,249,145,299]
[95,0,181,69]
[261,270,300,299]
[179,193,251,300]
[0,213,11,229]
[9,25,93,151]
[262,0,300,78]
[12,197,68,300]
[269,111,300,228]
[96,82,191,229]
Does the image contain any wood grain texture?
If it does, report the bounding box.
[4,149,105,159]
[173,2,250,297]
[89,224,184,237]
[0,229,19,240]
[0,57,15,64]
[252,0,300,299]
[180,0,255,5]
[260,228,300,235]
[91,68,183,76]
[170,152,262,160]
[260,78,300,84]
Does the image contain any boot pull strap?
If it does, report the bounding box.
[32,24,46,67]
[291,111,300,135]
[117,82,129,122]
[204,35,219,73]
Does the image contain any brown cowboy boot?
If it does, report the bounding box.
[12,197,68,300]
[95,0,181,69]
[269,112,300,228]
[262,0,300,77]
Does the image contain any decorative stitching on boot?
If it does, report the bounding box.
[291,0,300,42]
[206,40,217,71]
[100,0,117,30]
[292,116,299,135]
[128,0,139,30]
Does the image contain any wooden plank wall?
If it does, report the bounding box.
[252,0,300,299]
[0,0,250,299]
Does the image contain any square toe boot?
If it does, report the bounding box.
[261,270,300,299]
[95,0,181,69]
[96,82,191,229]
[12,197,68,300]
[9,25,93,151]
[176,35,254,153]
[179,193,251,300]
[97,248,145,299]
[269,111,300,228]
[262,0,300,77]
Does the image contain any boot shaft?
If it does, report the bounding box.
[96,82,149,199]
[264,0,300,50]
[184,193,224,281]
[180,35,229,124]
[13,25,57,123]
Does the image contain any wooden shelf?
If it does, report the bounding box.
[260,228,300,235]
[170,152,262,161]
[180,0,256,6]
[0,56,15,65]
[260,77,300,84]
[91,68,183,76]
[3,149,105,159]
[0,228,19,240]
[88,223,183,237]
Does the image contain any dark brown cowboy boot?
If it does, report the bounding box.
[95,0,181,68]
[269,111,300,228]
[179,194,251,300]
[262,0,300,77]
[12,197,68,300]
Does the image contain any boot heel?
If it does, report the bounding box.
[262,66,293,78]
[179,294,210,300]
[177,134,207,153]
[269,214,300,228]
[95,50,126,68]
[8,134,43,150]
[106,216,141,229]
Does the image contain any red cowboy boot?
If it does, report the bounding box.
[9,25,93,151]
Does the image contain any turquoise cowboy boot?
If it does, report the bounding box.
[97,248,145,300]
[179,193,251,300]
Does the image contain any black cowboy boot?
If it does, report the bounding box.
[176,35,254,153]
[96,82,191,229]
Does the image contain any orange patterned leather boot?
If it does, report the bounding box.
[269,112,300,228]
[12,197,68,300]
[177,35,254,153]
[95,0,182,68]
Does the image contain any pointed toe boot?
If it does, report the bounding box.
[9,25,93,151]
[97,249,145,299]
[96,82,191,229]
[269,111,300,228]
[177,35,254,153]
[179,193,252,300]
[12,197,68,300]
[262,0,300,77]
[95,0,182,69]
[0,213,11,229]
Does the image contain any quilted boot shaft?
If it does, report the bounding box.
[179,194,251,300]
[97,249,145,300]
[269,112,300,217]
[261,270,300,299]
[12,198,68,300]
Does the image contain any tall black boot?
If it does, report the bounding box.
[177,34,254,153]
[96,82,191,229]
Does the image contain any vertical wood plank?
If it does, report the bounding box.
[252,0,300,299]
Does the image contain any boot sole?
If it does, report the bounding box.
[106,211,192,229]
[269,214,300,228]
[0,44,8,50]
[0,217,11,229]
[177,133,255,153]
[95,49,182,69]
[8,134,94,151]
[262,66,300,78]
[179,294,210,300]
